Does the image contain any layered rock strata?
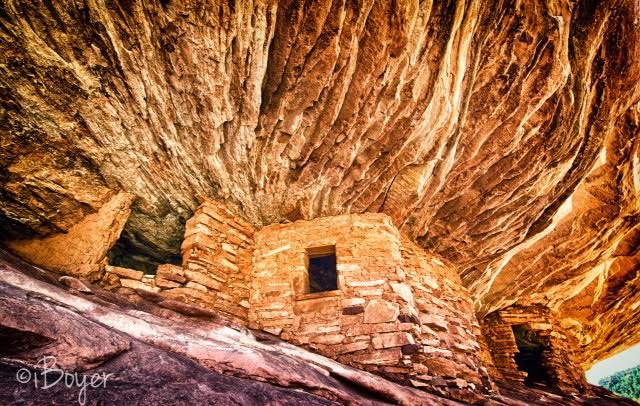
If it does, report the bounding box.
[1,0,640,386]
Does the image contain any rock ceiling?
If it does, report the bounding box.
[1,0,639,364]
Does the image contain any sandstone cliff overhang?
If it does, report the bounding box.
[1,0,639,377]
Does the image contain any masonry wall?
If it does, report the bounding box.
[399,235,496,397]
[481,305,589,393]
[177,199,255,322]
[248,213,493,402]
[99,199,254,324]
[65,198,594,401]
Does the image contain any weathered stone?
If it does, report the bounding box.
[142,274,155,284]
[120,278,160,293]
[422,276,440,290]
[262,327,283,336]
[453,342,477,353]
[372,332,415,349]
[409,379,430,388]
[363,300,399,324]
[429,377,448,387]
[423,359,459,379]
[100,272,121,290]
[106,265,144,281]
[350,349,402,366]
[423,347,454,358]
[58,276,92,293]
[294,297,340,314]
[155,277,181,289]
[156,264,186,283]
[391,283,414,304]
[344,322,411,337]
[336,341,370,355]
[185,281,208,292]
[358,289,385,297]
[185,270,222,291]
[258,310,291,320]
[311,334,345,345]
[346,280,385,288]
[342,298,365,307]
[420,315,448,332]
[163,288,217,305]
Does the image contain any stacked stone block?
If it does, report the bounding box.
[178,199,255,323]
[399,235,495,400]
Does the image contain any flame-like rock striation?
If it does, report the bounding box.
[1,0,639,366]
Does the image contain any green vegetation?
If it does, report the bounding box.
[599,364,640,402]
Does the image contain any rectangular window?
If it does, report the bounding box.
[306,246,337,293]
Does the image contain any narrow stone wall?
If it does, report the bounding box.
[178,199,255,322]
[480,305,589,393]
[248,213,493,402]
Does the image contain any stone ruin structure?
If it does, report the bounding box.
[20,197,584,403]
[248,213,493,402]
[93,199,491,401]
[480,305,590,394]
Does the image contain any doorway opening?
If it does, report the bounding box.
[512,325,552,386]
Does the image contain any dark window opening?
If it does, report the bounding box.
[512,325,552,386]
[307,246,337,293]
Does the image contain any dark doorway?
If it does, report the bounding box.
[307,246,337,293]
[512,325,552,386]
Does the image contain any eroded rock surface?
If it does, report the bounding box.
[1,251,635,405]
[0,0,639,366]
[5,192,133,281]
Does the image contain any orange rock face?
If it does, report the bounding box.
[0,0,639,370]
[5,192,134,281]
